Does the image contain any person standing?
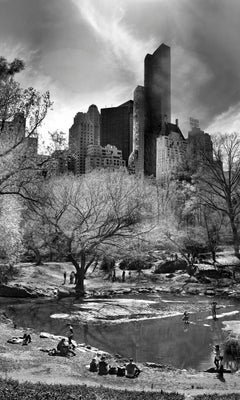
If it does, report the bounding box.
[211,301,217,320]
[67,324,74,347]
[213,344,221,370]
[63,271,66,285]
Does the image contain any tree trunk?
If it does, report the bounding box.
[33,248,43,266]
[229,217,240,259]
[68,252,85,297]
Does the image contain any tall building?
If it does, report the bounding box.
[68,105,100,174]
[144,44,171,176]
[156,121,186,182]
[187,119,213,173]
[87,104,100,145]
[129,86,145,175]
[85,144,125,173]
[100,100,133,165]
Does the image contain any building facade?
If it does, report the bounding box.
[100,101,133,165]
[156,122,186,182]
[85,144,125,173]
[68,105,100,174]
[144,44,171,176]
[187,121,213,173]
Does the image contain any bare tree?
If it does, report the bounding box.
[0,56,52,201]
[195,133,240,258]
[28,170,148,296]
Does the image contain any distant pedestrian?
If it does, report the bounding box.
[69,271,74,284]
[63,271,66,285]
[122,269,126,282]
[67,324,74,346]
[112,268,116,282]
[182,311,190,324]
[128,271,132,280]
[211,301,217,320]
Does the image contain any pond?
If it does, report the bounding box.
[1,294,240,371]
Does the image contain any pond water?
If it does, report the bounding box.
[1,294,240,371]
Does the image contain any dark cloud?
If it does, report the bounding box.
[0,0,240,134]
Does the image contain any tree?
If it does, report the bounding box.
[0,56,52,201]
[195,133,240,258]
[0,195,23,266]
[28,170,148,296]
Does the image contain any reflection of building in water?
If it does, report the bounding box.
[156,120,186,182]
[85,144,126,173]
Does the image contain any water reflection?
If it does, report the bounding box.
[1,297,240,370]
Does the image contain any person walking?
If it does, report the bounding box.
[63,271,66,285]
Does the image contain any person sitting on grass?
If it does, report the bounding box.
[125,358,140,378]
[98,355,109,375]
[89,357,98,372]
[57,338,76,357]
[22,333,32,346]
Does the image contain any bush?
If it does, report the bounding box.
[0,263,19,284]
[119,258,152,271]
[223,335,240,359]
[0,377,184,400]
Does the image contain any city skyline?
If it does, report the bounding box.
[1,0,240,140]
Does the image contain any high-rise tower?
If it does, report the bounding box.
[68,104,100,174]
[100,101,133,165]
[144,44,171,176]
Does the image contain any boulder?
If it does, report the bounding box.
[0,284,38,298]
[154,260,187,274]
[57,288,72,299]
[186,285,200,295]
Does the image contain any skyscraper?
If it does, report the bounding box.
[129,86,145,175]
[68,104,100,174]
[100,100,133,165]
[144,44,171,176]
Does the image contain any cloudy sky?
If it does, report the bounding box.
[1,0,240,139]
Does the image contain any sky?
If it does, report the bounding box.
[0,0,240,140]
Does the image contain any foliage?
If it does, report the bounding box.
[0,56,52,201]
[0,378,184,400]
[223,335,240,360]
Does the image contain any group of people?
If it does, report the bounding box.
[63,271,76,285]
[89,355,140,378]
[55,324,76,357]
